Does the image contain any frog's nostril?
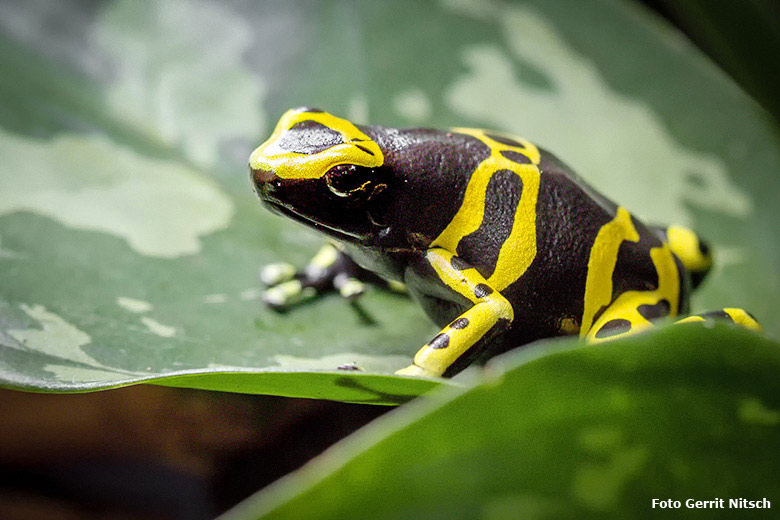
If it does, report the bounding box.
[251,166,278,185]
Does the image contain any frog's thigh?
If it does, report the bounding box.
[586,292,672,343]
[397,248,513,377]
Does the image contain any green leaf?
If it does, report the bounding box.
[222,325,780,519]
[655,0,780,125]
[0,0,778,401]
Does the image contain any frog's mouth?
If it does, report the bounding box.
[262,199,368,244]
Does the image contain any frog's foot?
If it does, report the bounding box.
[333,273,366,301]
[676,308,762,331]
[395,364,434,377]
[585,292,672,343]
[586,296,762,342]
[262,279,318,310]
[260,242,373,310]
[259,262,297,286]
[385,279,407,294]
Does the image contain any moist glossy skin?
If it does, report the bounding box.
[249,107,759,377]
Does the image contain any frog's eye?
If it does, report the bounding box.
[324,164,374,198]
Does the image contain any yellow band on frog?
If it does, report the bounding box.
[249,109,384,179]
[666,225,712,273]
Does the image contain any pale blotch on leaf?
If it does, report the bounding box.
[203,294,229,304]
[713,247,747,272]
[482,493,569,520]
[348,94,370,125]
[571,445,648,511]
[0,234,25,260]
[0,130,233,258]
[92,0,266,167]
[579,425,626,455]
[43,364,130,384]
[272,352,411,373]
[9,304,97,366]
[393,88,433,122]
[444,1,752,227]
[738,397,780,426]
[141,317,178,338]
[607,387,632,411]
[116,296,152,313]
[239,289,261,301]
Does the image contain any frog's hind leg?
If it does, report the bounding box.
[586,293,673,342]
[652,224,713,289]
[589,303,762,342]
[676,308,762,331]
[582,223,682,343]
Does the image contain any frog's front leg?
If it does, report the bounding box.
[396,248,513,378]
[261,242,372,309]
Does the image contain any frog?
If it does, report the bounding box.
[249,107,761,377]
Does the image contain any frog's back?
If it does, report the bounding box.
[500,148,689,346]
[370,125,698,346]
[418,128,690,346]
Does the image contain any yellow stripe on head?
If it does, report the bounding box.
[249,108,384,179]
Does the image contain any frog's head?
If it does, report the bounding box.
[249,107,390,244]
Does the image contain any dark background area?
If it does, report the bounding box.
[645,0,780,126]
[0,387,387,519]
[1,1,778,519]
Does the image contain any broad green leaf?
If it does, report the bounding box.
[656,0,780,125]
[222,325,780,520]
[0,0,778,400]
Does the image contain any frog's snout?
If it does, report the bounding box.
[251,165,278,185]
[250,164,281,200]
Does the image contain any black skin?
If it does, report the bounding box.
[250,108,702,375]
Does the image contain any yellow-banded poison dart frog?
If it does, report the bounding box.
[249,107,762,378]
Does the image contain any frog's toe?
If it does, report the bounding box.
[395,364,436,378]
[260,262,297,286]
[334,274,365,302]
[262,280,316,310]
[386,280,407,294]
